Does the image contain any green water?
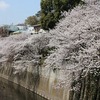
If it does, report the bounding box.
[0,77,47,100]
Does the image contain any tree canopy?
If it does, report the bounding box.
[25,16,38,26]
[25,11,41,26]
[41,0,82,30]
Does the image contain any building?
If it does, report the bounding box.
[16,24,27,30]
[33,24,41,33]
[8,25,19,32]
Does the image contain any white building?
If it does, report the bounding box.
[27,26,34,31]
[16,24,27,30]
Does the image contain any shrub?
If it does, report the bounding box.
[0,27,9,37]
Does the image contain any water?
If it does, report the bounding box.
[0,77,47,100]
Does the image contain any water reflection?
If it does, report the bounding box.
[0,77,47,100]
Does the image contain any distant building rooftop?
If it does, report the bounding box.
[33,24,41,27]
[16,24,26,26]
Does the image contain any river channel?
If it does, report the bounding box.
[0,77,47,100]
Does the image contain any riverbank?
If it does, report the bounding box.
[0,0,100,100]
[0,77,47,100]
[0,65,70,100]
[0,66,100,100]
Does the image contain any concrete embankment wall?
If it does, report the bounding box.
[69,68,100,100]
[0,63,70,100]
[0,63,100,100]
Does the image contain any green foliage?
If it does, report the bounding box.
[41,0,82,30]
[41,12,56,30]
[35,11,41,18]
[25,16,38,26]
[25,10,41,26]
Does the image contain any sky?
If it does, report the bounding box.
[0,0,41,25]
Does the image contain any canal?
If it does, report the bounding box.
[0,77,47,100]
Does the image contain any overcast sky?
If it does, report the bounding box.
[0,0,40,25]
